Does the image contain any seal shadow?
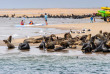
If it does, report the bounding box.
[19,49,30,52]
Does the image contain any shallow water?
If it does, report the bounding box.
[0,18,103,40]
[0,46,110,74]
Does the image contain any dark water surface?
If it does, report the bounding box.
[0,46,110,74]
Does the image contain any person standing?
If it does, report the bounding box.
[44,13,48,25]
[107,18,109,23]
[90,16,93,23]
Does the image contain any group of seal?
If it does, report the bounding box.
[3,30,110,53]
[81,30,110,53]
[23,33,80,51]
[3,36,30,50]
[0,13,94,19]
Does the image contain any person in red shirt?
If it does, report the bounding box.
[21,20,24,25]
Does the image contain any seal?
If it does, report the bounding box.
[24,38,42,43]
[18,41,30,50]
[81,43,92,53]
[54,45,65,51]
[64,33,72,40]
[3,36,15,49]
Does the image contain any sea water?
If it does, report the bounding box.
[0,46,110,74]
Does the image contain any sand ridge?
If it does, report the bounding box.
[0,8,100,17]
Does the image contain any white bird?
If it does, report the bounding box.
[39,30,43,33]
[26,36,30,38]
[82,28,87,31]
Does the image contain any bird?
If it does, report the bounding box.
[81,31,85,33]
[70,29,76,34]
[82,28,87,31]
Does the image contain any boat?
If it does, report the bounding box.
[98,10,110,17]
[15,23,45,27]
[101,7,110,10]
[98,7,110,21]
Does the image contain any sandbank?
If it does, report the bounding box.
[1,22,110,46]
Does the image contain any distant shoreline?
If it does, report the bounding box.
[0,8,99,17]
[0,8,100,9]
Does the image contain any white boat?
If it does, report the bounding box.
[15,23,45,27]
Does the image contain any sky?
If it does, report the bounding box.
[0,0,110,8]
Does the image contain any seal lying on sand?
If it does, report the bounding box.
[81,30,110,53]
[18,41,30,50]
[3,36,15,49]
[54,45,65,51]
[24,38,42,43]
[81,43,92,53]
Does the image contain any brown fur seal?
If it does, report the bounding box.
[103,32,108,37]
[54,45,65,51]
[74,40,82,45]
[69,45,77,49]
[45,42,55,49]
[96,30,104,40]
[86,34,91,42]
[3,36,15,49]
[60,40,70,48]
[107,33,110,40]
[106,40,110,47]
[64,33,72,40]
[24,38,42,43]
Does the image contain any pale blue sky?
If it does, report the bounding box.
[0,0,110,8]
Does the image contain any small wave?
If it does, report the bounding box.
[0,35,9,37]
[12,34,19,37]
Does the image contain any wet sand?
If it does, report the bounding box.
[1,22,109,46]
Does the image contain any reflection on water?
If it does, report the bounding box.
[0,46,110,74]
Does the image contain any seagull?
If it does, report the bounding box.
[82,28,87,31]
[81,31,85,33]
[77,31,81,34]
[70,29,72,34]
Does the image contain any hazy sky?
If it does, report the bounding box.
[0,0,110,8]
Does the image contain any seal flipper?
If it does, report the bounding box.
[8,36,12,43]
